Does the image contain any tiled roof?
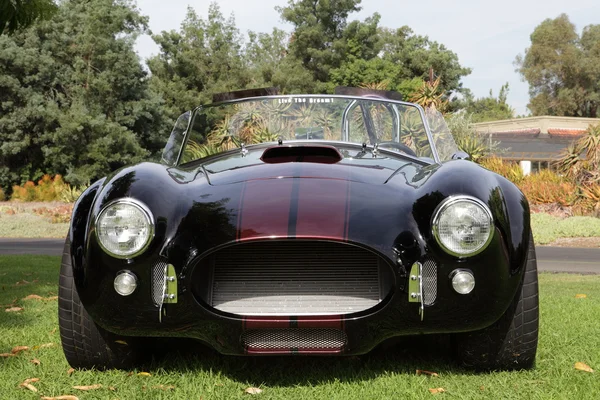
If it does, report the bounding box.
[547,128,587,136]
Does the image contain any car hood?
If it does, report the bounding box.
[198,144,427,186]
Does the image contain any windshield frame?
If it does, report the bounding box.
[177,94,443,166]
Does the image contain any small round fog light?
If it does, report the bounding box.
[114,271,137,296]
[451,270,475,294]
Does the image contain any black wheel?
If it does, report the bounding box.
[456,233,539,370]
[58,236,146,369]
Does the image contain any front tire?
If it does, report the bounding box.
[58,237,145,369]
[456,233,539,370]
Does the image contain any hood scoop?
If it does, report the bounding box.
[261,145,343,164]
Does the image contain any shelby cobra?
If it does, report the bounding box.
[58,87,539,370]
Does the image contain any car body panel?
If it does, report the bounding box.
[70,139,531,355]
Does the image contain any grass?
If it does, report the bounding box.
[0,213,70,238]
[1,256,599,399]
[531,214,600,245]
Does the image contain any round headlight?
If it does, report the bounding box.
[432,196,493,257]
[96,199,154,258]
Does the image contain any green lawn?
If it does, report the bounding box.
[1,256,599,399]
[532,213,600,245]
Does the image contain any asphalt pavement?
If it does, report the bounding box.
[0,238,598,274]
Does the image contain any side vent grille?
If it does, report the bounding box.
[152,260,167,306]
[422,259,437,306]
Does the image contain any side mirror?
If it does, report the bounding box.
[161,111,191,166]
[451,151,470,160]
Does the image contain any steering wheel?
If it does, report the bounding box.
[377,141,418,157]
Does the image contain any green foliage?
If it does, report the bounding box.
[452,83,514,122]
[0,0,164,191]
[515,14,600,117]
[0,187,5,201]
[446,113,499,162]
[148,4,253,124]
[0,0,57,33]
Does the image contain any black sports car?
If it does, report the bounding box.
[59,87,539,370]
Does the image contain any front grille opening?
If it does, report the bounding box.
[242,328,347,352]
[192,241,393,316]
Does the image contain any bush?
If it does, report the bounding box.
[519,171,577,207]
[10,174,85,202]
[479,157,524,184]
[0,187,5,201]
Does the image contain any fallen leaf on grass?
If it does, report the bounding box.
[575,362,594,373]
[152,385,175,390]
[137,372,151,377]
[114,340,128,345]
[32,343,56,350]
[30,358,41,365]
[15,280,30,285]
[19,378,40,392]
[575,294,587,299]
[12,345,29,354]
[244,387,263,394]
[5,307,23,312]
[23,294,43,301]
[0,353,15,358]
[45,296,58,301]
[428,388,446,394]
[73,384,102,390]
[20,383,37,392]
[41,396,79,400]
[67,368,75,376]
[416,369,439,377]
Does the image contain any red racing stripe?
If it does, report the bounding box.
[295,179,350,240]
[237,178,294,240]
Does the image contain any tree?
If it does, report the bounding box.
[148,4,253,123]
[515,14,600,117]
[0,0,162,191]
[277,0,364,85]
[452,83,514,122]
[279,1,470,97]
[0,0,57,34]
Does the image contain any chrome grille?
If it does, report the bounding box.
[152,260,167,306]
[242,328,347,351]
[421,259,437,306]
[209,241,386,316]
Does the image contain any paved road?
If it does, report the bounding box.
[0,239,598,274]
[0,238,64,256]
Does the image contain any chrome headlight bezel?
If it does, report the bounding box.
[431,195,494,258]
[95,198,155,259]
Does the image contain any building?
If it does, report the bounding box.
[472,116,600,171]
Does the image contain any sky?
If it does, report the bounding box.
[134,0,598,116]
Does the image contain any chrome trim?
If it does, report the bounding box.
[431,195,494,258]
[450,269,476,294]
[95,198,155,259]
[113,270,138,296]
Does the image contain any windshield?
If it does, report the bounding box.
[177,95,457,164]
